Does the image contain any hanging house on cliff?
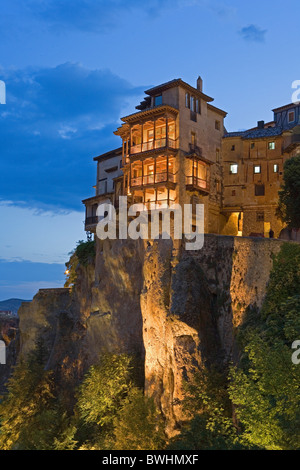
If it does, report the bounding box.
[83,77,300,238]
[83,76,227,234]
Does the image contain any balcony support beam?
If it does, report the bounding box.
[165,115,168,148]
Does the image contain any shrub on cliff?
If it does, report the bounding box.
[64,240,96,288]
[75,353,165,450]
[229,243,300,450]
[112,387,165,450]
[168,367,243,450]
[277,155,300,229]
[0,343,77,450]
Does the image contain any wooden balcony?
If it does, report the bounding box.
[130,137,177,155]
[186,175,210,193]
[131,172,176,188]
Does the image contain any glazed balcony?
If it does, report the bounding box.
[185,156,210,193]
[130,137,178,155]
[131,171,176,187]
[130,155,176,190]
[186,175,210,192]
[127,115,178,158]
[141,198,176,210]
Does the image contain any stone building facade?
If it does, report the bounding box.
[222,103,300,238]
[83,78,300,239]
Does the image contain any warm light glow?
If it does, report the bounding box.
[65,269,70,275]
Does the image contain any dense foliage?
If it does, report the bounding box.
[228,243,300,450]
[64,240,96,288]
[0,343,76,450]
[0,351,164,450]
[277,155,300,229]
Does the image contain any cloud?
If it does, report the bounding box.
[239,24,267,43]
[0,63,145,211]
[22,0,175,33]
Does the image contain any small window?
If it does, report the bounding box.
[254,165,261,174]
[196,99,201,114]
[268,142,275,150]
[216,148,220,163]
[232,190,236,196]
[215,120,221,131]
[256,212,264,222]
[154,94,162,106]
[273,164,279,173]
[255,184,265,196]
[231,145,235,151]
[230,164,238,174]
[288,111,295,123]
[185,93,190,108]
[251,142,255,149]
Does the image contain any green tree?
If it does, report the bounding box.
[64,240,95,288]
[169,367,242,450]
[229,306,300,450]
[229,244,300,450]
[0,343,77,450]
[277,155,300,229]
[75,353,134,449]
[113,387,166,450]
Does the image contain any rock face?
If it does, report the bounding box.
[15,234,286,432]
[0,313,19,393]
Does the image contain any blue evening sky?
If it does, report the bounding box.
[0,0,299,300]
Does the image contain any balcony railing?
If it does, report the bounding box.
[133,199,177,210]
[130,138,177,155]
[85,216,100,226]
[186,176,210,191]
[131,172,176,187]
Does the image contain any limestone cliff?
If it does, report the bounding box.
[0,313,19,393]
[16,234,286,432]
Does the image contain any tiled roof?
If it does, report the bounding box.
[223,131,246,138]
[224,123,298,140]
[242,127,283,139]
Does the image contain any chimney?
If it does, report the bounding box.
[197,76,203,92]
[257,120,265,129]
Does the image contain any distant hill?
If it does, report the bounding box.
[0,298,30,316]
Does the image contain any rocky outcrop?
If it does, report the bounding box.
[0,313,19,393]
[15,234,286,432]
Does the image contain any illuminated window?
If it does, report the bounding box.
[273,164,279,173]
[268,142,275,150]
[254,165,261,174]
[230,164,238,174]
